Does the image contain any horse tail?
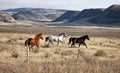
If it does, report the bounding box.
[25,40,28,46]
[25,38,32,46]
[45,37,49,42]
[68,38,72,45]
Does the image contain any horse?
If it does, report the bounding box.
[25,33,44,51]
[45,33,67,46]
[68,35,90,48]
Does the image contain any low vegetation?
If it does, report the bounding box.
[94,50,108,57]
[11,50,19,58]
[0,27,119,73]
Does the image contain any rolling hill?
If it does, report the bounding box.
[53,11,80,22]
[75,9,104,20]
[0,11,15,23]
[89,4,120,25]
[2,8,66,21]
[45,13,63,20]
[52,4,120,27]
[12,11,50,21]
[3,8,66,14]
[1,4,120,27]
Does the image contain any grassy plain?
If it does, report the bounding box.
[0,25,120,73]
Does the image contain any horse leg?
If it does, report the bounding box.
[71,44,74,48]
[78,43,81,48]
[72,42,76,48]
[60,41,63,46]
[37,44,39,49]
[57,41,60,46]
[28,45,31,51]
[82,42,87,48]
[30,45,33,51]
[70,42,74,48]
[70,44,72,48]
[74,44,76,48]
[48,41,50,46]
[51,41,54,46]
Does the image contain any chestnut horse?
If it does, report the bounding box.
[25,33,44,51]
[68,35,90,48]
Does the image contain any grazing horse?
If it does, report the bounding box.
[45,33,67,46]
[68,35,90,48]
[25,33,44,51]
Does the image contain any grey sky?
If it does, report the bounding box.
[0,0,120,10]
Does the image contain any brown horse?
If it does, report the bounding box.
[68,35,90,48]
[25,33,44,51]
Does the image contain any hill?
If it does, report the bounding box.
[53,11,80,22]
[3,8,67,14]
[89,4,120,25]
[75,9,104,20]
[51,4,120,27]
[45,13,63,20]
[1,4,120,27]
[12,11,50,21]
[0,11,15,23]
[53,9,104,22]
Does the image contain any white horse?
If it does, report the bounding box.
[45,33,67,46]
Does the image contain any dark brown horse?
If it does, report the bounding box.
[68,35,90,48]
[25,33,44,51]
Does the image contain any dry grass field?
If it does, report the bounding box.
[0,25,120,73]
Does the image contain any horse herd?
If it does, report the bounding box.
[25,33,90,51]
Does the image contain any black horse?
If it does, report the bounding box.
[68,35,90,48]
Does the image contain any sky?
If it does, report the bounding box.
[0,0,120,10]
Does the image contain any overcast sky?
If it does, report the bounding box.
[0,0,120,10]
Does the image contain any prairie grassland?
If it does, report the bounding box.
[0,30,120,73]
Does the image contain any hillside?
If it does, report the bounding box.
[3,8,67,14]
[53,9,104,22]
[75,9,104,20]
[51,4,120,27]
[45,13,63,20]
[0,11,15,23]
[89,4,120,25]
[12,11,50,21]
[53,11,80,22]
[1,4,120,27]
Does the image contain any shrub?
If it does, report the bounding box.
[11,51,19,58]
[94,50,107,57]
[33,48,39,53]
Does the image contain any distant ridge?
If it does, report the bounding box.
[1,4,120,27]
[3,8,67,21]
[2,8,67,14]
[53,11,80,22]
[89,4,120,25]
[52,4,120,27]
[12,11,50,21]
[53,9,104,22]
[75,8,104,20]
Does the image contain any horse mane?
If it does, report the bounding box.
[83,35,88,37]
[81,35,88,37]
[34,33,42,39]
[58,33,65,36]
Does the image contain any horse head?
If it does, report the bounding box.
[39,33,44,40]
[85,35,90,40]
[35,33,44,40]
[59,33,67,37]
